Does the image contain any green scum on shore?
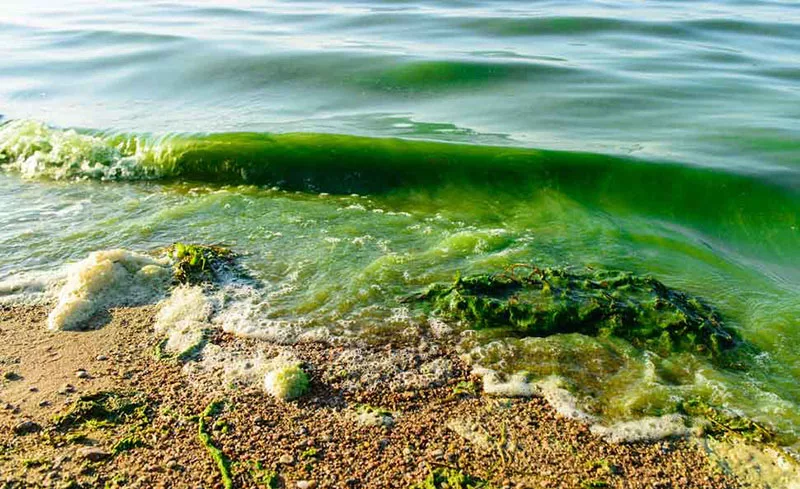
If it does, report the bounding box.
[405,264,742,363]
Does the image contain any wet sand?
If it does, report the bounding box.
[0,305,739,488]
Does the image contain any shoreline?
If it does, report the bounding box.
[0,305,743,488]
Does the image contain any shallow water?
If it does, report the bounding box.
[1,0,799,449]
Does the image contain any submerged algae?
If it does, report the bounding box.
[407,265,739,360]
[681,399,776,444]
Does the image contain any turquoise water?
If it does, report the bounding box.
[1,0,799,450]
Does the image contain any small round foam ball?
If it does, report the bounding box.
[264,363,310,401]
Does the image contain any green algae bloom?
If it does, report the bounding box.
[407,265,739,360]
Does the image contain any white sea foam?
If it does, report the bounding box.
[155,285,212,356]
[0,120,154,181]
[590,414,689,443]
[211,281,330,344]
[447,418,492,450]
[472,367,598,421]
[536,376,597,422]
[0,269,63,305]
[189,349,310,401]
[473,367,537,397]
[48,249,170,330]
[355,409,395,428]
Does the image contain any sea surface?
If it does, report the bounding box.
[1,0,799,451]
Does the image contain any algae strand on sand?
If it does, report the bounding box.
[198,400,234,489]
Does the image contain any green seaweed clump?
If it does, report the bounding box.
[248,461,279,488]
[452,381,478,397]
[53,391,150,431]
[111,435,147,454]
[410,468,494,489]
[681,399,775,444]
[406,265,738,360]
[169,243,235,285]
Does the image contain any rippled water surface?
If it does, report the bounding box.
[1,0,799,450]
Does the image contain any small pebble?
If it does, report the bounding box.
[278,454,293,464]
[430,449,444,459]
[14,420,42,435]
[76,370,89,379]
[76,447,110,462]
[29,386,39,392]
[53,455,71,468]
[38,400,51,407]
[296,481,316,489]
[58,384,75,394]
[96,355,108,361]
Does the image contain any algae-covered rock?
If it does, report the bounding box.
[406,265,739,360]
[167,243,235,285]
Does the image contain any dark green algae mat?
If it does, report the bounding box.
[404,264,740,364]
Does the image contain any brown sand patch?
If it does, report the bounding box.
[0,305,739,488]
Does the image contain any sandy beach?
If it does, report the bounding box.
[0,304,741,489]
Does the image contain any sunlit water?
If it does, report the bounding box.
[1,0,798,450]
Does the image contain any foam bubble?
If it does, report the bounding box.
[183,345,279,389]
[471,366,598,421]
[473,367,536,397]
[210,281,331,344]
[355,410,395,428]
[263,355,309,401]
[48,249,170,330]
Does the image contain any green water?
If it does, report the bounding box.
[1,0,799,451]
